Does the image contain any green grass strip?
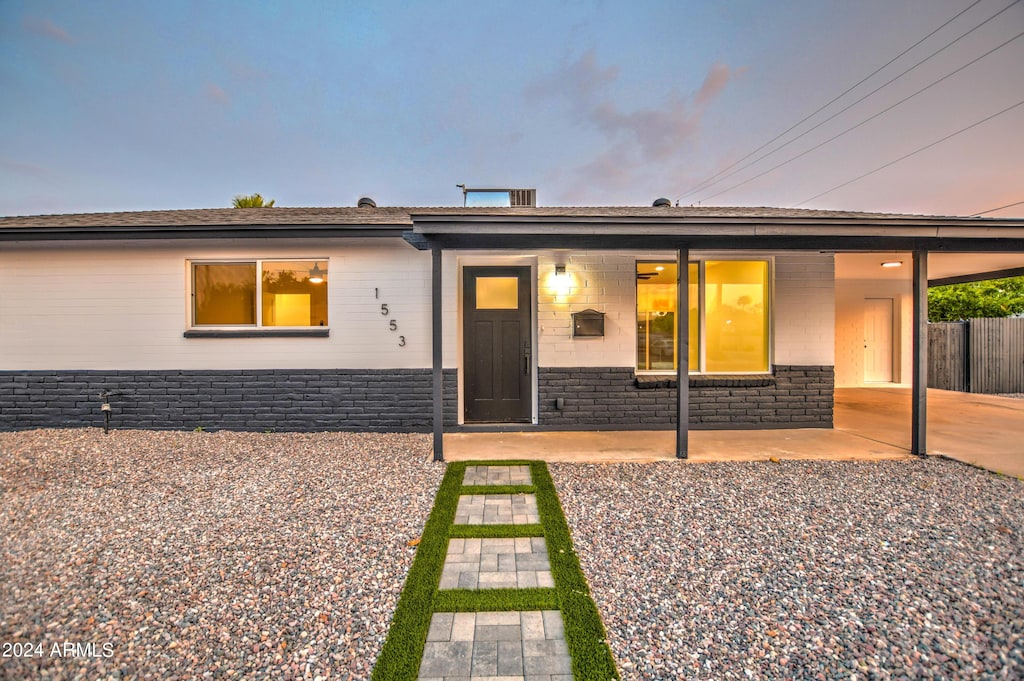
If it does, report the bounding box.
[531,460,621,680]
[460,484,535,495]
[448,523,544,538]
[371,461,466,680]
[372,458,619,680]
[433,587,559,613]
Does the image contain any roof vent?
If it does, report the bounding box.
[357,197,377,208]
[652,197,672,207]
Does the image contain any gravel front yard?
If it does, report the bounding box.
[0,429,442,680]
[552,458,1024,680]
[3,431,1023,680]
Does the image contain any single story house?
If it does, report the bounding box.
[2,192,1023,459]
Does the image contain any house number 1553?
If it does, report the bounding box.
[375,289,405,347]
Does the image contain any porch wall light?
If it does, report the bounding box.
[554,264,567,276]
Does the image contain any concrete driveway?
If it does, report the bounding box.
[836,387,1024,479]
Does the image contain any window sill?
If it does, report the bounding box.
[184,329,330,339]
[635,374,774,389]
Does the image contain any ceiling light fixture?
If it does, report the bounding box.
[881,261,903,268]
[308,262,326,283]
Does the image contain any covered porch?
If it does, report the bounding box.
[443,388,1024,478]
[405,206,1024,464]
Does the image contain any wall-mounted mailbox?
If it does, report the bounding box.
[572,309,605,337]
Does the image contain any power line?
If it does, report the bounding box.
[679,0,989,200]
[793,99,1024,206]
[698,28,1024,203]
[970,199,1024,216]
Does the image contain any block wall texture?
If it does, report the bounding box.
[538,365,834,428]
[0,369,459,432]
[2,367,832,432]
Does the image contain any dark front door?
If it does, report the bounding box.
[463,266,532,423]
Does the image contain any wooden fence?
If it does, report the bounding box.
[928,318,1024,393]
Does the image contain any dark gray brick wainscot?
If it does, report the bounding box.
[538,365,834,429]
[0,369,459,432]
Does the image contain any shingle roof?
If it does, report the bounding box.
[0,204,966,229]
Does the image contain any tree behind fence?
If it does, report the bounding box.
[928,318,1024,393]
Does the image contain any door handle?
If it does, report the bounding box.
[524,342,531,375]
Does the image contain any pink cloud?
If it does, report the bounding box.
[0,157,52,178]
[530,54,742,200]
[205,83,230,105]
[525,49,619,121]
[22,16,73,44]
[695,62,742,108]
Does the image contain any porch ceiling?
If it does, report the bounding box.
[837,252,1024,284]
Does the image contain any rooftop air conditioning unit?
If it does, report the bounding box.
[509,189,536,207]
[459,186,537,207]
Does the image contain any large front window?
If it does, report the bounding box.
[637,260,769,373]
[191,259,328,327]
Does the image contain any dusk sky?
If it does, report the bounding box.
[2,0,1022,218]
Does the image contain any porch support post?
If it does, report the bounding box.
[432,244,444,462]
[911,248,928,456]
[676,246,689,459]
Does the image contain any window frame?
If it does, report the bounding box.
[186,258,330,334]
[636,257,773,375]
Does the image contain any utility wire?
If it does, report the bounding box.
[679,0,989,200]
[970,199,1024,216]
[793,99,1024,206]
[699,28,1024,203]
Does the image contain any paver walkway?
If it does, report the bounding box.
[454,493,540,525]
[463,464,533,486]
[417,464,574,680]
[439,537,554,590]
[419,611,572,680]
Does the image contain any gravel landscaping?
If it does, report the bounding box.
[4,431,1023,680]
[552,458,1024,680]
[0,429,442,680]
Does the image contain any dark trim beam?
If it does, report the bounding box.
[432,245,444,462]
[403,233,1024,253]
[676,246,689,459]
[912,249,928,456]
[929,266,1024,287]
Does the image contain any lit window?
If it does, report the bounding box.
[705,260,768,373]
[637,260,769,373]
[191,260,328,327]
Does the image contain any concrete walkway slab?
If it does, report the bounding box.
[419,611,572,680]
[454,494,540,525]
[442,390,1024,478]
[439,537,553,590]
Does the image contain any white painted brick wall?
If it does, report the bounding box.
[3,243,840,373]
[1,239,435,370]
[536,252,638,368]
[773,253,836,366]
